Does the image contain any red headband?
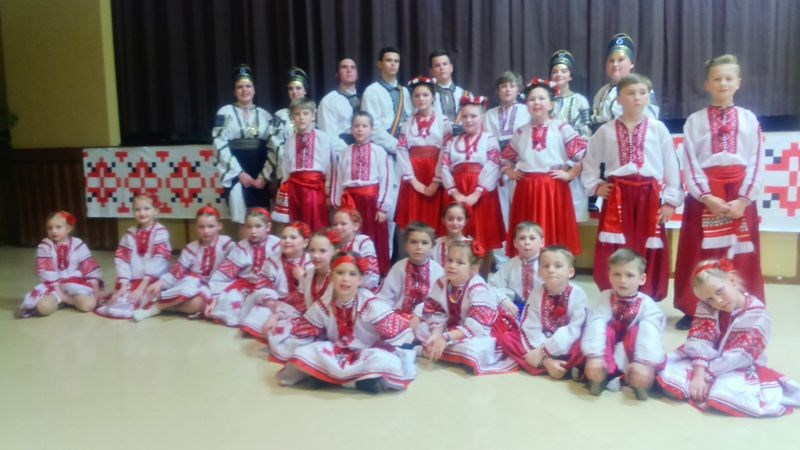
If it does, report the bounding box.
[287,221,311,239]
[196,205,221,219]
[249,207,272,221]
[526,78,561,97]
[459,93,489,109]
[57,210,77,226]
[323,228,342,246]
[331,254,371,274]
[470,240,486,259]
[691,258,735,280]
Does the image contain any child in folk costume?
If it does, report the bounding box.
[432,202,472,267]
[276,251,416,393]
[331,208,381,292]
[503,78,586,258]
[378,222,444,329]
[582,249,666,399]
[486,71,531,265]
[441,94,506,275]
[274,98,336,229]
[133,206,234,322]
[590,33,659,131]
[331,111,391,275]
[266,228,342,362]
[581,74,683,301]
[396,76,452,236]
[419,240,518,375]
[97,193,171,319]
[673,55,765,330]
[18,211,103,318]
[240,221,312,339]
[489,221,544,320]
[206,208,282,327]
[657,259,800,417]
[550,50,591,222]
[517,246,588,378]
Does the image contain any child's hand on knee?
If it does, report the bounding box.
[543,358,567,379]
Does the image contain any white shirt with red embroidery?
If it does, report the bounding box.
[280,128,336,193]
[377,257,445,316]
[330,142,391,211]
[21,237,103,309]
[114,223,172,287]
[520,282,588,357]
[160,236,235,290]
[209,235,281,292]
[682,106,763,202]
[341,234,381,291]
[488,255,541,302]
[441,132,503,194]
[503,119,587,172]
[431,236,472,268]
[422,274,499,339]
[485,103,531,145]
[582,289,666,367]
[581,117,684,207]
[396,112,452,181]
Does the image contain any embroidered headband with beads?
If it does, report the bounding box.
[196,205,221,219]
[459,93,488,109]
[525,78,561,97]
[57,210,77,226]
[287,221,311,239]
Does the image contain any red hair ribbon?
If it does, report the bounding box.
[249,207,272,221]
[691,258,735,280]
[324,228,342,246]
[57,210,77,226]
[196,205,221,218]
[470,240,486,259]
[526,78,561,97]
[331,253,372,274]
[459,93,489,109]
[288,221,311,239]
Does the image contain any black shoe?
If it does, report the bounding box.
[675,315,693,330]
[307,377,335,390]
[355,378,383,394]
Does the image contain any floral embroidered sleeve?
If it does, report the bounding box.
[35,241,59,284]
[543,287,588,357]
[708,305,770,379]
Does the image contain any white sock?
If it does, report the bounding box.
[607,376,622,392]
[133,307,160,322]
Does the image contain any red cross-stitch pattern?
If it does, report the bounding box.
[85,157,121,208]
[122,157,169,214]
[764,142,800,217]
[374,312,409,339]
[167,156,206,207]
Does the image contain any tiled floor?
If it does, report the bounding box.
[1,246,798,450]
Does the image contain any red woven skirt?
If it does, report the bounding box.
[396,146,447,234]
[342,184,391,276]
[453,163,506,249]
[287,171,329,231]
[506,172,581,257]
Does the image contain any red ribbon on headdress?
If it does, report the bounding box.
[324,228,342,246]
[196,205,221,218]
[691,258,736,280]
[58,210,77,226]
[459,93,488,109]
[332,254,371,274]
[288,221,311,239]
[470,240,486,259]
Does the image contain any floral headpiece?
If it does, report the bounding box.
[288,221,311,239]
[459,93,489,109]
[525,78,560,97]
[332,254,371,274]
[57,210,77,226]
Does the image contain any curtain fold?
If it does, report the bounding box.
[112,0,800,145]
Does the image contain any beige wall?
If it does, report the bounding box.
[1,0,119,148]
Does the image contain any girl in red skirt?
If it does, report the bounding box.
[440,94,506,273]
[331,111,391,275]
[672,55,765,330]
[502,78,587,257]
[396,76,452,235]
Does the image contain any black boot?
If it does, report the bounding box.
[675,314,693,330]
[355,378,383,394]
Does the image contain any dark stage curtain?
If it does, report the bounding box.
[112,0,800,145]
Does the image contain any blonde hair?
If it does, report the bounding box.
[704,54,740,77]
[617,73,652,92]
[691,259,744,291]
[608,248,646,274]
[448,240,482,266]
[540,245,575,268]
[513,221,543,239]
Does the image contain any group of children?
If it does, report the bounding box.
[16,33,799,416]
[18,198,800,417]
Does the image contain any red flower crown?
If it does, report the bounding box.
[470,240,486,259]
[459,93,489,109]
[288,221,312,239]
[526,78,561,97]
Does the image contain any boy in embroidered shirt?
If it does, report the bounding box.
[581,73,683,302]
[582,248,666,400]
[489,221,544,319]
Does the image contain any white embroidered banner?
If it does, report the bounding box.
[84,146,230,219]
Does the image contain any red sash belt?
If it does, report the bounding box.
[601,175,661,251]
[341,184,379,209]
[453,163,482,176]
[410,145,440,159]
[288,171,325,191]
[701,165,751,252]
